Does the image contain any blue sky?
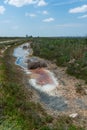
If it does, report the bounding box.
[0,0,87,37]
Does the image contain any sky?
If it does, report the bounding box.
[0,0,87,37]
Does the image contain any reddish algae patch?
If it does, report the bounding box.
[31,68,54,86]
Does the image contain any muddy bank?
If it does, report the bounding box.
[13,43,59,93]
[13,43,68,112]
[13,42,87,121]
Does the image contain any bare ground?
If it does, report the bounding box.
[21,57,87,128]
[46,61,87,128]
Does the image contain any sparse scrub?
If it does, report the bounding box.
[0,39,86,130]
[75,83,86,95]
[54,115,84,130]
[0,42,53,130]
[31,37,87,83]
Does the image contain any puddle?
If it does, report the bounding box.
[13,43,67,111]
[13,43,29,69]
[13,43,58,93]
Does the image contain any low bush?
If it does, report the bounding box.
[31,37,87,83]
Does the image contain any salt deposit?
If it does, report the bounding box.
[13,43,29,58]
[29,69,58,94]
[13,43,68,111]
[13,43,29,69]
[13,43,59,94]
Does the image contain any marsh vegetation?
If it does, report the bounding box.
[0,37,86,130]
[31,37,87,83]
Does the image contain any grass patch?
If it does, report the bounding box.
[31,37,87,83]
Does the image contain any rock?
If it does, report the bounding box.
[69,113,78,118]
[23,45,28,49]
[27,59,47,69]
[84,89,87,95]
[68,59,75,64]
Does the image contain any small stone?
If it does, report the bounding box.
[68,59,75,64]
[69,113,78,118]
[27,59,47,69]
[84,89,87,95]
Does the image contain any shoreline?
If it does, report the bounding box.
[12,41,87,127]
[13,43,87,117]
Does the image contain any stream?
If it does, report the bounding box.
[13,43,67,111]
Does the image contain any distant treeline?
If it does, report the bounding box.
[0,37,25,41]
[0,36,25,38]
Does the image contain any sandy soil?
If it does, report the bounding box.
[44,61,87,127]
[22,55,87,128]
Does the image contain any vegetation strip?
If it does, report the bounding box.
[31,37,87,83]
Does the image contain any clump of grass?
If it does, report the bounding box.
[54,116,84,130]
[75,83,86,95]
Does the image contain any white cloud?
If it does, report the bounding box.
[69,4,87,13]
[53,0,86,6]
[3,20,11,23]
[42,10,48,14]
[25,13,36,17]
[56,23,85,28]
[37,10,48,15]
[12,25,19,30]
[37,0,47,6]
[43,17,54,22]
[4,0,47,7]
[53,1,75,6]
[0,6,5,14]
[4,0,38,7]
[78,14,87,19]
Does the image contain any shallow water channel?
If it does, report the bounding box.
[13,43,67,111]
